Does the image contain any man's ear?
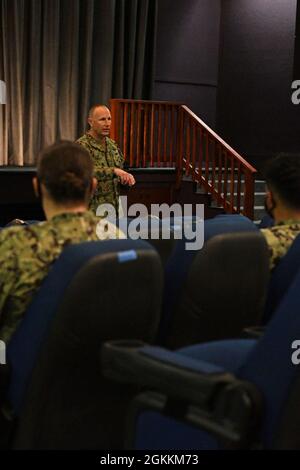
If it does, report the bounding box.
[88,117,93,128]
[91,177,97,195]
[32,176,40,198]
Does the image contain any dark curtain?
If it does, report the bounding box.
[0,0,157,165]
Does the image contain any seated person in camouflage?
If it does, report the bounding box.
[261,154,300,270]
[0,141,121,344]
[76,104,135,215]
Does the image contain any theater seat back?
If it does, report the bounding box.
[166,231,269,348]
[6,239,163,449]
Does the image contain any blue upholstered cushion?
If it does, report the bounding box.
[7,239,152,413]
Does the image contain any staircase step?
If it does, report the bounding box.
[254,180,266,192]
[181,173,267,221]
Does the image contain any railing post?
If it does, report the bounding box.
[176,106,184,188]
[109,99,118,142]
[243,171,256,220]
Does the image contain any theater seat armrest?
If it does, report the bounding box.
[101,340,240,408]
[101,340,263,448]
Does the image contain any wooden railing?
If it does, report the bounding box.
[110,99,183,167]
[110,99,257,219]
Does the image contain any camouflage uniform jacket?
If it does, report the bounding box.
[76,134,124,214]
[0,211,120,344]
[261,219,300,270]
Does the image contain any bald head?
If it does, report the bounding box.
[87,105,111,142]
[88,104,109,118]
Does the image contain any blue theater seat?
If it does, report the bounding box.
[164,231,269,348]
[1,239,163,449]
[117,216,178,266]
[102,264,300,449]
[157,215,267,347]
[258,214,274,229]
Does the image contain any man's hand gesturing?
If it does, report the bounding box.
[114,168,135,186]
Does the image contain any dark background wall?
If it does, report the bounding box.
[154,0,300,168]
[217,0,300,169]
[153,0,221,128]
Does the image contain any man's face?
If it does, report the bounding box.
[88,106,111,138]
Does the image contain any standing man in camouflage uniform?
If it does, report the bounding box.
[261,154,300,270]
[77,104,135,215]
[0,141,122,344]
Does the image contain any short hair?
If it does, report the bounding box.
[264,154,300,210]
[88,104,109,118]
[37,141,93,204]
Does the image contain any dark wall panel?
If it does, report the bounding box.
[154,0,221,128]
[154,82,217,128]
[217,0,300,165]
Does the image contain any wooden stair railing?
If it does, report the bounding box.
[110,98,184,168]
[178,105,257,219]
[110,99,257,219]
